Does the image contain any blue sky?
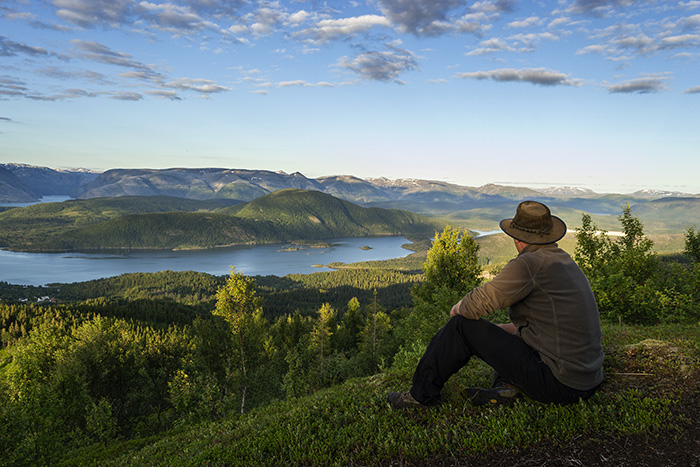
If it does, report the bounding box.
[1,0,699,194]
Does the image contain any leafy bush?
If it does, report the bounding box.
[575,204,700,324]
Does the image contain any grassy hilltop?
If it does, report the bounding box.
[46,321,700,467]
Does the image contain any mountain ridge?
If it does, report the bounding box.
[1,164,698,235]
[4,163,698,205]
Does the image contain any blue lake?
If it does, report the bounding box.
[0,237,413,286]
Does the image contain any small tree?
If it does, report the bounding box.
[333,297,362,353]
[403,226,483,343]
[212,267,265,414]
[310,303,336,361]
[412,225,482,307]
[359,290,391,369]
[684,226,700,263]
[574,212,610,276]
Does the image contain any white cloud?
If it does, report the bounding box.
[457,67,580,86]
[278,80,308,87]
[293,15,390,44]
[659,34,700,49]
[466,38,515,55]
[163,78,229,94]
[507,16,542,29]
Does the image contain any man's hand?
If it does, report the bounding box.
[498,323,517,335]
[450,300,462,317]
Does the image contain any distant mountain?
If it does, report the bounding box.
[1,164,699,235]
[1,163,99,197]
[0,190,442,251]
[630,197,700,231]
[73,168,322,200]
[631,189,692,199]
[537,186,597,197]
[0,165,40,203]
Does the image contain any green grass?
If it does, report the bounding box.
[69,323,698,467]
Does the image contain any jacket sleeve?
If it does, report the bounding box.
[458,255,534,319]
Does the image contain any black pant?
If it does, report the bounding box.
[410,316,600,406]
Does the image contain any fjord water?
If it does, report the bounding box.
[0,236,412,286]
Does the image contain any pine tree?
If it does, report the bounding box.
[310,303,336,361]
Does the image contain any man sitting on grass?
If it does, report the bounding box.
[388,201,604,407]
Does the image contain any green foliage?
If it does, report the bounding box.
[684,226,700,263]
[413,226,482,305]
[575,204,700,324]
[89,321,696,467]
[358,290,392,370]
[256,269,422,319]
[0,317,188,465]
[404,226,483,343]
[213,269,268,415]
[310,303,336,360]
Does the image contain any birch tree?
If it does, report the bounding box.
[213,268,264,415]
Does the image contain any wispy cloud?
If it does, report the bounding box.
[457,68,580,86]
[136,2,220,35]
[71,40,160,75]
[0,35,50,57]
[145,89,181,100]
[53,0,133,28]
[163,78,229,94]
[109,91,143,101]
[606,76,669,94]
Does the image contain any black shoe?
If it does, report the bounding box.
[387,391,426,409]
[463,385,522,406]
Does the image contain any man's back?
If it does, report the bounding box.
[507,243,604,391]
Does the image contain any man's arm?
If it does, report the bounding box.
[450,300,463,317]
[450,302,517,334]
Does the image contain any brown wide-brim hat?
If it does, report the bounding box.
[499,200,567,245]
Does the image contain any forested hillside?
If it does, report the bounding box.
[0,190,442,251]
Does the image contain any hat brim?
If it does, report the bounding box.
[499,216,567,245]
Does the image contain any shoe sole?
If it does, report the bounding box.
[463,387,521,406]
